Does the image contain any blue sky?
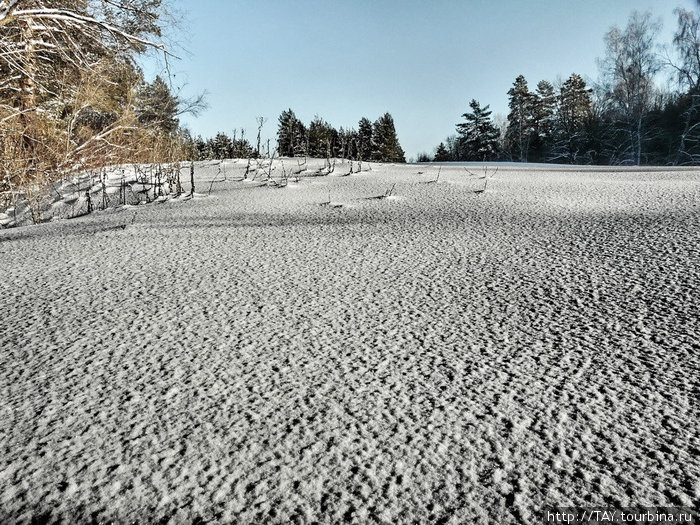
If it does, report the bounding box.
[145,0,697,159]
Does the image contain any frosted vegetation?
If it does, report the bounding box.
[3,4,700,224]
[1,160,698,522]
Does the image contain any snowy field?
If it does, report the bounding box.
[1,160,699,523]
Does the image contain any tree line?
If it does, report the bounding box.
[186,111,407,164]
[277,111,406,163]
[426,8,700,166]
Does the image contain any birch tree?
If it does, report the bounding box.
[598,11,662,165]
[668,7,700,163]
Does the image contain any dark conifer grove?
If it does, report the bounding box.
[428,8,700,165]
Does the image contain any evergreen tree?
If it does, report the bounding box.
[505,75,535,162]
[307,116,337,158]
[203,138,216,160]
[175,128,198,161]
[531,80,557,161]
[357,117,373,161]
[349,128,361,159]
[371,113,406,163]
[552,74,594,163]
[277,108,306,157]
[646,94,684,164]
[558,75,593,133]
[135,75,180,134]
[237,140,255,158]
[433,142,451,161]
[444,135,460,161]
[212,132,232,159]
[230,128,254,158]
[194,135,207,160]
[337,127,358,159]
[455,99,500,160]
[232,136,255,158]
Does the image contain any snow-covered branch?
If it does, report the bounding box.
[5,8,174,56]
[0,0,21,23]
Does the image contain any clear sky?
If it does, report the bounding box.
[145,0,697,160]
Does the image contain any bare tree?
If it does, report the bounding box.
[255,116,265,158]
[667,7,700,163]
[597,11,662,165]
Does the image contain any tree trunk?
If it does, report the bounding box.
[675,93,699,165]
[19,18,37,167]
[636,117,642,166]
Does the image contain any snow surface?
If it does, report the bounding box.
[1,160,699,523]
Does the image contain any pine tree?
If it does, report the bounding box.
[177,128,198,161]
[136,75,179,134]
[371,113,405,163]
[231,137,254,158]
[455,99,500,160]
[204,138,216,160]
[531,80,557,161]
[552,74,593,163]
[559,75,593,133]
[348,129,361,159]
[307,116,337,158]
[434,142,451,161]
[212,132,232,159]
[338,127,358,159]
[444,135,460,161]
[194,135,207,160]
[276,109,306,157]
[357,117,373,161]
[505,75,535,162]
